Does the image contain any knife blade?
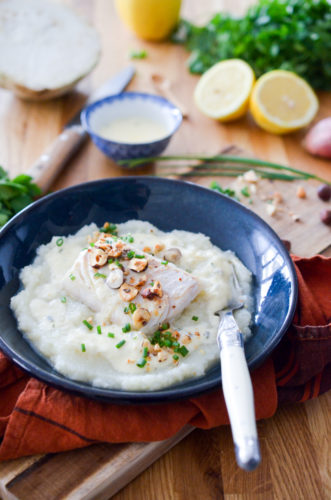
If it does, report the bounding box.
[26,66,135,193]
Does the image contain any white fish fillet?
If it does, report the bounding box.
[63,239,199,334]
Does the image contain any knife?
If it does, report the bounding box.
[26,66,135,193]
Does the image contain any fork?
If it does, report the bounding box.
[216,265,261,471]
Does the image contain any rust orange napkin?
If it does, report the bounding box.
[0,255,330,461]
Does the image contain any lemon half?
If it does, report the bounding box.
[250,70,319,134]
[194,59,255,121]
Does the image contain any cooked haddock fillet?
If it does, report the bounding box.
[63,238,199,334]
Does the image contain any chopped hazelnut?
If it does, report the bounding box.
[106,264,124,289]
[88,247,108,268]
[128,274,147,288]
[132,308,151,329]
[143,246,151,253]
[266,203,277,217]
[119,283,138,302]
[273,191,283,203]
[243,170,259,183]
[157,351,168,362]
[141,280,163,299]
[107,241,126,258]
[296,186,306,199]
[128,257,148,272]
[154,243,165,253]
[182,335,192,344]
[163,248,182,264]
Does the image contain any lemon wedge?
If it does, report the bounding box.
[250,70,319,134]
[194,59,255,121]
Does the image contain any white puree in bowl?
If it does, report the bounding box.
[98,116,168,143]
[11,221,253,391]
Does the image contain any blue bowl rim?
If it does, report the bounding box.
[80,92,183,147]
[0,176,298,403]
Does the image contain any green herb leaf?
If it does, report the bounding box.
[61,296,67,303]
[130,49,148,59]
[136,357,147,368]
[97,325,102,335]
[129,303,137,313]
[116,339,126,348]
[122,323,131,333]
[83,320,93,330]
[81,343,86,352]
[192,316,199,321]
[241,186,250,197]
[94,272,107,279]
[172,0,331,90]
[108,332,115,338]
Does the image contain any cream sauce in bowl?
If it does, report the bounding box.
[98,116,169,144]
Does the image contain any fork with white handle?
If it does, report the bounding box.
[216,264,261,471]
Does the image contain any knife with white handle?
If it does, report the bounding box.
[26,66,135,193]
[217,311,261,471]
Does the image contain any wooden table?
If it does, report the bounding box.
[0,1,330,499]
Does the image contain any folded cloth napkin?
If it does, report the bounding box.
[0,256,330,461]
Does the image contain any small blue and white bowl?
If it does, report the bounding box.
[81,92,182,163]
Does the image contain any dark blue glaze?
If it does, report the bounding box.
[0,177,297,404]
[81,92,182,162]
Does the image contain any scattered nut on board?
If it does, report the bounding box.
[296,186,307,199]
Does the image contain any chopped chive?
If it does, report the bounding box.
[69,273,76,281]
[122,323,131,333]
[97,325,102,335]
[108,258,114,264]
[123,234,134,243]
[161,260,168,265]
[108,332,115,338]
[150,281,154,286]
[192,316,199,321]
[143,346,149,358]
[136,357,147,368]
[129,303,136,313]
[241,186,250,197]
[173,354,179,361]
[127,250,135,259]
[56,237,64,247]
[116,340,126,348]
[164,339,172,347]
[81,247,88,251]
[61,296,67,303]
[130,49,148,60]
[94,272,107,279]
[134,254,145,259]
[81,343,86,352]
[83,320,93,330]
[179,345,189,357]
[124,306,129,314]
[114,259,122,268]
[90,242,95,247]
[100,223,117,235]
[161,322,169,330]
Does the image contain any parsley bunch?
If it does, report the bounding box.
[0,167,41,228]
[172,0,331,90]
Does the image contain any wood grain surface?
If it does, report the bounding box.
[0,1,330,499]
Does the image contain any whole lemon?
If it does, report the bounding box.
[115,0,181,41]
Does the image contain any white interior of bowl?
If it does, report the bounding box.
[88,95,180,143]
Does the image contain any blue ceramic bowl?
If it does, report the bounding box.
[0,177,297,404]
[81,92,182,162]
